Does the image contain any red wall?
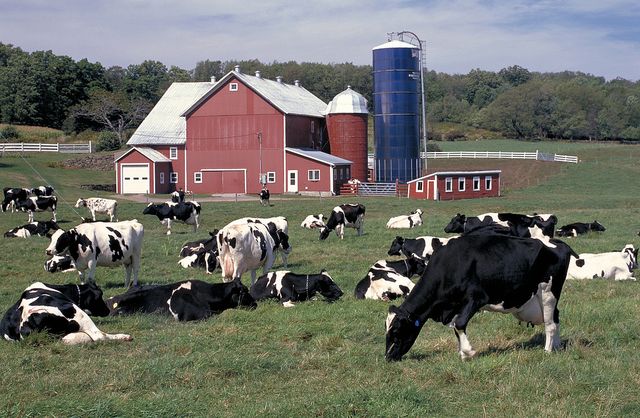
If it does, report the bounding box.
[286,153,333,193]
[116,151,153,194]
[326,113,368,181]
[437,174,500,201]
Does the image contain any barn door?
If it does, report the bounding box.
[427,179,436,200]
[287,170,298,193]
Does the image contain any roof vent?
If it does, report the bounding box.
[294,80,300,87]
[234,65,240,73]
[276,76,283,84]
[210,76,216,83]
[255,71,261,78]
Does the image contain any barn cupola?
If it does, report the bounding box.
[294,80,300,87]
[255,71,261,78]
[210,76,216,83]
[276,76,283,83]
[234,65,240,73]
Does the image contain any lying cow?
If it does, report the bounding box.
[444,212,557,241]
[556,221,606,237]
[45,220,144,287]
[108,279,256,321]
[250,270,343,307]
[354,258,426,301]
[319,203,366,240]
[385,234,575,361]
[568,245,637,281]
[75,197,118,222]
[31,185,55,197]
[15,196,57,223]
[44,255,77,273]
[178,231,219,273]
[180,231,219,257]
[4,219,59,238]
[2,187,30,212]
[1,282,131,344]
[386,209,423,229]
[143,201,201,235]
[387,235,457,261]
[301,214,326,229]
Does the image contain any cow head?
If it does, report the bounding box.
[385,305,424,362]
[276,230,292,254]
[317,270,344,302]
[444,214,466,233]
[231,280,257,310]
[407,257,427,277]
[78,282,111,317]
[74,198,87,208]
[387,236,404,256]
[142,203,158,215]
[591,221,606,232]
[318,227,331,241]
[46,229,71,256]
[44,255,75,273]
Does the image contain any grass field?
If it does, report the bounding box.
[0,142,639,417]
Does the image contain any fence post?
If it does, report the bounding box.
[89,141,92,153]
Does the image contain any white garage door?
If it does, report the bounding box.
[122,164,150,194]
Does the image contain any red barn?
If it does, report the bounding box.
[117,67,353,196]
[407,170,501,201]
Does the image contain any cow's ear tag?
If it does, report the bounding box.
[414,319,420,327]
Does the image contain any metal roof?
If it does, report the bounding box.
[286,147,352,166]
[182,70,327,118]
[325,86,368,115]
[372,40,419,51]
[127,82,214,145]
[115,146,171,163]
[407,170,502,183]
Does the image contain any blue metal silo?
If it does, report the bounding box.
[373,40,421,183]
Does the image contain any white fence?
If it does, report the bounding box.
[0,142,92,153]
[424,150,578,163]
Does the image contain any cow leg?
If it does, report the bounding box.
[193,214,199,232]
[28,211,34,223]
[131,252,141,287]
[451,293,487,359]
[280,252,288,268]
[51,210,56,222]
[453,328,476,360]
[91,209,96,222]
[166,219,172,235]
[337,224,344,239]
[251,270,257,286]
[124,263,132,288]
[62,311,132,344]
[539,278,561,352]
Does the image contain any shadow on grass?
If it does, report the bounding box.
[481,333,577,356]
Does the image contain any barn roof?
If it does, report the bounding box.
[127,82,215,146]
[286,147,352,166]
[182,69,327,118]
[407,170,502,183]
[115,146,172,163]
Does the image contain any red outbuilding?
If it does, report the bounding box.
[407,170,501,201]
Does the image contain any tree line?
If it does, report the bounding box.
[0,42,638,145]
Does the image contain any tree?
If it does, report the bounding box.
[499,65,532,86]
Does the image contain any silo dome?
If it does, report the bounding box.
[325,86,368,115]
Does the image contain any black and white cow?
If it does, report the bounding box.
[319,203,366,240]
[386,209,423,229]
[108,279,256,321]
[387,235,457,261]
[385,234,575,361]
[45,220,144,287]
[171,189,186,203]
[15,196,57,223]
[354,258,426,301]
[224,217,290,267]
[2,187,31,212]
[1,282,131,344]
[301,214,326,229]
[4,219,59,238]
[31,185,55,197]
[44,255,77,273]
[556,221,606,237]
[217,222,291,285]
[142,201,201,235]
[568,245,637,281]
[250,270,343,307]
[444,212,557,241]
[177,231,219,274]
[75,197,118,222]
[259,188,270,206]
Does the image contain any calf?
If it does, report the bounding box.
[385,234,575,361]
[354,258,426,301]
[143,201,201,235]
[31,185,55,197]
[4,219,59,238]
[386,209,423,229]
[108,279,256,321]
[2,187,31,212]
[556,221,606,237]
[179,231,219,274]
[250,270,343,307]
[45,220,144,287]
[44,255,76,273]
[568,245,637,281]
[387,235,456,261]
[15,196,57,223]
[75,197,118,222]
[259,188,270,206]
[1,282,131,344]
[319,203,366,240]
[301,214,326,229]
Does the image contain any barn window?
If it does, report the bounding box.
[311,121,315,133]
[229,82,238,91]
[473,176,480,191]
[170,147,178,160]
[485,176,493,190]
[267,172,276,183]
[445,177,453,192]
[458,177,466,192]
[170,172,178,184]
[159,172,165,184]
[308,169,320,181]
[194,172,202,183]
[416,181,424,192]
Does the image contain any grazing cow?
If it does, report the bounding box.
[385,234,575,361]
[444,212,557,241]
[31,185,55,197]
[44,255,77,273]
[568,245,638,281]
[108,279,256,321]
[15,196,57,223]
[217,222,291,285]
[354,258,426,301]
[250,270,343,307]
[387,235,457,261]
[143,201,201,235]
[319,203,366,240]
[259,188,270,206]
[4,219,59,238]
[2,187,31,212]
[75,197,118,222]
[45,220,144,287]
[171,189,186,203]
[301,214,326,229]
[1,282,131,344]
[224,216,290,267]
[556,221,606,237]
[386,209,424,229]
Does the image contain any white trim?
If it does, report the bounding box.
[287,170,298,193]
[267,171,276,183]
[229,82,238,91]
[308,169,320,181]
[330,166,334,195]
[458,177,466,192]
[120,163,150,194]
[427,179,437,200]
[159,172,165,185]
[416,180,424,192]
[184,143,188,193]
[485,176,493,191]
[473,176,481,191]
[194,171,202,183]
[170,172,178,184]
[200,168,248,193]
[407,170,502,184]
[169,147,178,160]
[445,177,453,193]
[282,114,287,193]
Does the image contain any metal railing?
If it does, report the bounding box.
[424,150,578,163]
[0,142,92,153]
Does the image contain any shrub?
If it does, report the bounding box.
[96,131,121,151]
[0,125,20,140]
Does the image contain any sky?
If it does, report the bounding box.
[1,0,639,81]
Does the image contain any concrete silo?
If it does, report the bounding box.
[372,39,421,183]
[325,86,369,181]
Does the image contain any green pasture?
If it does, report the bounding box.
[0,143,639,417]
